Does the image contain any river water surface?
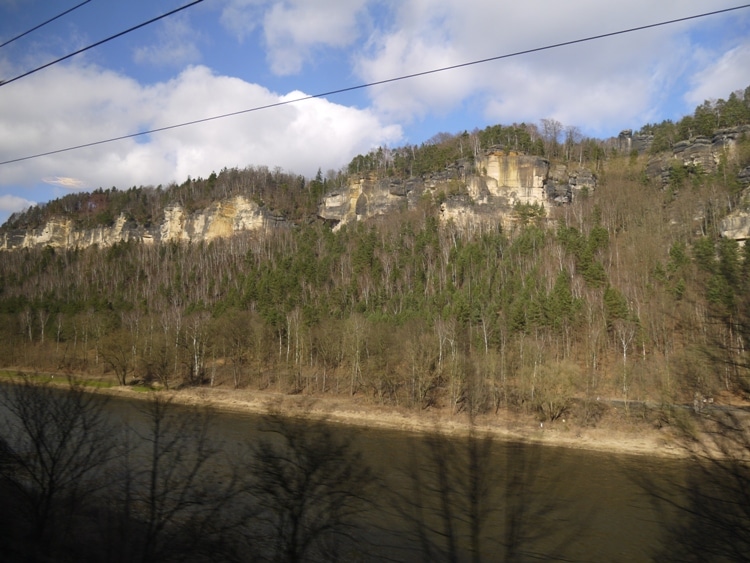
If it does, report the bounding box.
[0,382,688,562]
[97,393,685,562]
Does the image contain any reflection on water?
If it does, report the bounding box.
[2,386,685,562]
[358,424,681,562]
[108,394,683,562]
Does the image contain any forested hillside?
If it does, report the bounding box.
[1,165,338,233]
[641,86,750,153]
[2,87,750,421]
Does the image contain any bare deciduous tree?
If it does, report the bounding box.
[540,118,563,158]
[101,328,135,386]
[0,376,117,558]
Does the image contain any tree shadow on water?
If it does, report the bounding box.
[385,423,590,562]
[240,411,378,563]
[638,408,750,562]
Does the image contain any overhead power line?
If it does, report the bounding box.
[0,0,205,87]
[1,2,749,167]
[0,0,93,49]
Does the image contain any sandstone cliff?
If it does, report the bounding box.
[1,196,280,251]
[627,125,750,243]
[319,150,596,231]
[617,129,654,154]
[721,178,750,243]
[644,125,750,185]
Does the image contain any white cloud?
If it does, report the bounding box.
[0,62,402,199]
[354,0,743,136]
[276,90,402,173]
[43,176,87,189]
[211,0,749,137]
[0,194,35,213]
[685,42,750,107]
[221,0,369,75]
[262,0,368,74]
[355,25,473,121]
[133,16,202,67]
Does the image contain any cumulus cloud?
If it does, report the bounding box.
[212,0,747,136]
[355,25,473,121]
[0,62,402,196]
[262,0,368,74]
[354,0,742,135]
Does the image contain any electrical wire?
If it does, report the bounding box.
[0,0,205,87]
[0,0,93,49]
[1,2,749,167]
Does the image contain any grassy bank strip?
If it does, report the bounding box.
[0,369,152,392]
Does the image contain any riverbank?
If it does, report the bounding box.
[1,369,686,459]
[106,382,687,459]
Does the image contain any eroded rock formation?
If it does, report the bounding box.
[319,150,596,231]
[618,129,654,154]
[721,184,750,243]
[2,150,598,250]
[646,125,750,186]
[1,196,279,251]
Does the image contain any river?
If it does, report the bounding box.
[95,392,685,562]
[0,380,690,562]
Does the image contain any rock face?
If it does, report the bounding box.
[1,196,279,251]
[319,174,421,227]
[319,149,596,231]
[159,197,272,244]
[1,215,146,251]
[637,125,750,242]
[672,136,717,171]
[646,125,750,186]
[721,209,750,242]
[739,166,750,187]
[618,130,654,154]
[721,185,750,243]
[3,150,599,249]
[474,150,548,202]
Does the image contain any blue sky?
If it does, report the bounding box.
[0,0,749,225]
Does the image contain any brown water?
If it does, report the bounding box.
[3,388,683,562]
[104,394,682,562]
[357,426,680,562]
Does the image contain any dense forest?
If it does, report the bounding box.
[2,87,750,423]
